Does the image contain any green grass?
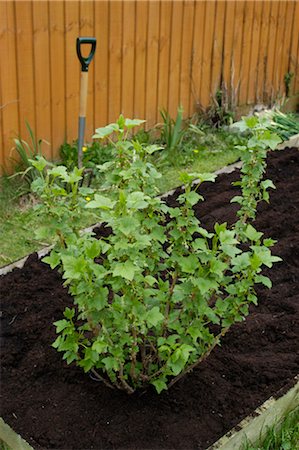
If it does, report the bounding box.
[243,407,299,450]
[0,126,244,268]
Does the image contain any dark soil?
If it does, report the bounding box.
[1,147,299,450]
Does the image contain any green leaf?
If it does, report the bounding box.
[144,144,163,154]
[42,251,61,269]
[53,319,69,333]
[85,194,116,210]
[48,166,69,179]
[61,255,86,280]
[192,277,218,295]
[112,261,136,281]
[102,356,119,371]
[178,254,198,273]
[31,156,48,172]
[151,378,168,394]
[244,224,263,242]
[146,306,164,327]
[93,125,117,139]
[144,275,157,286]
[126,192,149,210]
[63,307,75,320]
[184,191,202,206]
[85,241,102,259]
[255,275,272,288]
[124,118,146,129]
[92,341,108,353]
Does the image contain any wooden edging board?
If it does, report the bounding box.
[208,375,299,449]
[0,376,298,450]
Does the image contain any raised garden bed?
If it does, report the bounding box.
[1,147,299,449]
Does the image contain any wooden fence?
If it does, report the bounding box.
[0,0,298,173]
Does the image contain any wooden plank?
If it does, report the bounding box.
[134,0,148,121]
[32,1,52,160]
[272,1,287,98]
[256,1,271,104]
[200,0,216,109]
[210,1,226,98]
[190,0,206,113]
[239,0,254,105]
[222,0,236,107]
[265,1,279,104]
[278,1,296,98]
[157,0,172,113]
[209,376,299,450]
[145,0,160,127]
[94,0,109,128]
[289,1,299,97]
[108,0,122,123]
[168,0,183,118]
[232,0,245,107]
[0,0,19,173]
[247,0,263,105]
[49,0,66,159]
[79,0,95,139]
[65,1,80,143]
[14,1,36,141]
[122,0,135,119]
[179,0,195,117]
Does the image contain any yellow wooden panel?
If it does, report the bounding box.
[239,1,254,105]
[179,0,195,117]
[168,0,184,117]
[108,1,122,123]
[222,0,236,106]
[210,1,226,98]
[256,1,271,104]
[190,0,206,113]
[200,0,216,108]
[94,0,109,128]
[157,0,172,113]
[65,1,80,143]
[49,1,66,158]
[32,1,52,159]
[265,1,279,103]
[247,1,263,105]
[79,0,95,139]
[14,1,36,140]
[134,0,148,121]
[278,1,296,98]
[145,0,160,127]
[272,1,287,97]
[232,0,245,107]
[122,1,135,119]
[0,1,19,172]
[290,1,299,96]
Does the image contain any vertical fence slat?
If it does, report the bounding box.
[239,0,254,105]
[190,0,206,113]
[134,0,148,121]
[0,1,19,172]
[256,1,270,104]
[290,1,299,96]
[200,0,216,108]
[145,0,160,127]
[157,0,172,113]
[14,1,36,140]
[247,0,263,105]
[94,0,108,128]
[232,0,245,107]
[122,1,135,119]
[49,1,66,156]
[168,0,183,117]
[210,1,226,97]
[272,1,287,97]
[32,1,52,159]
[265,1,279,103]
[179,0,195,117]
[65,0,80,143]
[79,0,95,139]
[108,1,122,123]
[278,1,295,99]
[222,1,236,106]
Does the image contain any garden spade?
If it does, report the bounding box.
[76,37,96,169]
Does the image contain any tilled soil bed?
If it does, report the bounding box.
[1,147,299,450]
